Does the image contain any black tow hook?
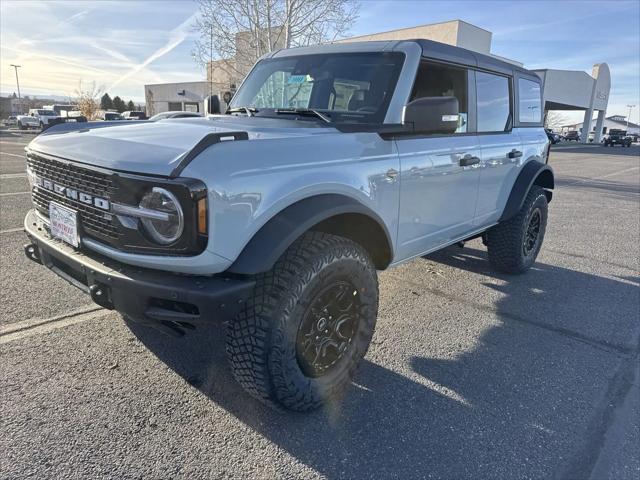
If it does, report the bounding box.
[89,284,114,309]
[24,243,41,264]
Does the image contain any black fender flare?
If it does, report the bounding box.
[228,194,393,275]
[499,160,554,222]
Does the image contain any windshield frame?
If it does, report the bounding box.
[229,51,406,126]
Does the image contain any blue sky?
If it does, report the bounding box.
[1,0,638,123]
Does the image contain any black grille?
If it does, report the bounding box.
[27,152,120,241]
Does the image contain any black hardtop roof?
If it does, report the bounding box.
[411,39,539,82]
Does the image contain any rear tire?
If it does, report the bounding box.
[486,185,548,274]
[226,231,378,411]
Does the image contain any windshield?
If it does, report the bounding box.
[38,110,56,116]
[230,52,405,124]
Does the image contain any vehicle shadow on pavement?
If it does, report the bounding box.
[423,246,639,353]
[126,246,639,478]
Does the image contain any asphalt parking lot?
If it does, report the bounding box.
[1,131,638,479]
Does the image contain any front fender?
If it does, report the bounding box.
[180,131,401,268]
[228,194,392,274]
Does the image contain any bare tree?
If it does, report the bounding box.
[192,0,360,82]
[544,110,569,131]
[75,81,103,120]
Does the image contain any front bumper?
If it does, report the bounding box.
[24,209,255,335]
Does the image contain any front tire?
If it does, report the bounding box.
[226,232,379,411]
[486,186,548,274]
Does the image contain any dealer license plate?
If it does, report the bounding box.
[49,201,79,248]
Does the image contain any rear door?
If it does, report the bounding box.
[395,61,481,260]
[475,71,522,226]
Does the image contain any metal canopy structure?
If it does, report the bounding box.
[534,64,611,143]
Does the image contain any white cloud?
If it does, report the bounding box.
[108,12,198,90]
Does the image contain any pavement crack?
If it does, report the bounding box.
[558,353,639,480]
[387,273,637,357]
[0,306,105,342]
[545,248,639,273]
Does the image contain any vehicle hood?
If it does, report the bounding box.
[28,116,337,177]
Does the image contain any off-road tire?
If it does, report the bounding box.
[226,231,378,411]
[486,185,548,274]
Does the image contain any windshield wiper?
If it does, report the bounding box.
[274,108,331,123]
[226,106,258,117]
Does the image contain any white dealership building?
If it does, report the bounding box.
[145,19,610,143]
[560,114,639,137]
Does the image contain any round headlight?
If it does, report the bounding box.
[139,187,184,245]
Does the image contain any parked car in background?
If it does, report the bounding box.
[2,116,18,127]
[16,115,40,130]
[102,112,123,121]
[564,130,580,141]
[545,128,561,144]
[28,109,60,128]
[603,129,632,147]
[148,111,204,121]
[122,111,147,120]
[44,104,78,116]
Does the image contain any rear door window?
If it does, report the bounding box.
[518,78,542,123]
[476,72,511,132]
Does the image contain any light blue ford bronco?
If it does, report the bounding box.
[23,39,553,411]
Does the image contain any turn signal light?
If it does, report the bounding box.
[197,198,207,235]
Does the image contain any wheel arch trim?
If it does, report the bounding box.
[499,159,554,223]
[227,194,394,274]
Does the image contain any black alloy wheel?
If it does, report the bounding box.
[523,208,542,257]
[296,280,362,378]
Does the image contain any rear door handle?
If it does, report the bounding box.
[508,149,523,159]
[460,154,480,167]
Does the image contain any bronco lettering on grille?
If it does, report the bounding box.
[34,175,110,211]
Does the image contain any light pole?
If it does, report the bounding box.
[626,104,636,131]
[10,64,22,113]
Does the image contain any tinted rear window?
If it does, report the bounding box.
[476,72,511,132]
[518,79,542,123]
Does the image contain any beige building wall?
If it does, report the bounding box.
[337,20,491,54]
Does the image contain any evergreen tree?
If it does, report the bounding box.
[100,93,113,110]
[126,100,135,110]
[112,96,126,112]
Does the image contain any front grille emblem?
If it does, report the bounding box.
[34,174,110,211]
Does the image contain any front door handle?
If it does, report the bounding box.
[508,149,523,159]
[460,154,480,167]
[386,168,399,179]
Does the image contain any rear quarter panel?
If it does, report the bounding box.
[519,127,549,165]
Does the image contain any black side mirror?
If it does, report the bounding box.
[403,96,459,134]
